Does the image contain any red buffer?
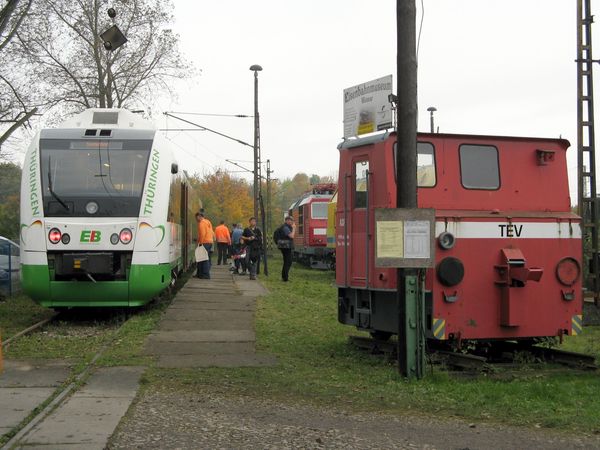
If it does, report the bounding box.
[336,132,582,343]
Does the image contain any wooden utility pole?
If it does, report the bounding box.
[396,0,421,378]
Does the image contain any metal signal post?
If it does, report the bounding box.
[577,0,600,305]
[250,65,263,220]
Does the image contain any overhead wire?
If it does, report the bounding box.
[417,0,425,60]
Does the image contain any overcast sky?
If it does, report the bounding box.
[12,1,590,202]
[154,0,582,197]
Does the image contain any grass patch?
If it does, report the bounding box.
[2,272,190,364]
[145,255,600,434]
[0,294,54,340]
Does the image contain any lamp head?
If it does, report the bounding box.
[249,64,263,72]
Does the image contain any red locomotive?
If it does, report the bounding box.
[288,183,336,269]
[336,131,582,343]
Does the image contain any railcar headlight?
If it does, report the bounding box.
[438,231,456,250]
[437,257,464,286]
[48,228,61,244]
[110,233,120,245]
[61,233,70,244]
[556,257,580,286]
[119,228,132,244]
[86,201,99,215]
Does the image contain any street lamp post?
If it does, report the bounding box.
[250,64,263,219]
[427,106,437,133]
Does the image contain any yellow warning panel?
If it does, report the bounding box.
[571,314,583,336]
[432,318,446,340]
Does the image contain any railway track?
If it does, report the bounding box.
[1,309,134,449]
[1,315,58,350]
[349,335,598,375]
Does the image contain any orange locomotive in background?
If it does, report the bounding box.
[336,131,582,343]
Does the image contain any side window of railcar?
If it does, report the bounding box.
[298,207,304,234]
[354,160,369,208]
[393,142,436,187]
[459,144,500,189]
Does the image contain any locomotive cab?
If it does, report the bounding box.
[336,131,582,342]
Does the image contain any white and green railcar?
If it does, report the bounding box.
[20,109,199,307]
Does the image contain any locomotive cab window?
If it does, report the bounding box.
[354,160,369,208]
[393,142,436,187]
[459,144,500,190]
[311,202,328,219]
[417,143,436,187]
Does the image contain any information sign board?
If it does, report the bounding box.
[374,208,435,268]
[343,75,393,138]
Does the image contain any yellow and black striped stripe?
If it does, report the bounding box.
[572,314,583,336]
[432,318,446,340]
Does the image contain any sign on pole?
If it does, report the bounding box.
[343,75,393,138]
[374,208,435,268]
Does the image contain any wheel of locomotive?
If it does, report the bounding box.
[369,330,393,341]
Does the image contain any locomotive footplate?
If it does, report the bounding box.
[58,252,114,275]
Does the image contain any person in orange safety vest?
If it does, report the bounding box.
[214,220,232,265]
[196,211,214,279]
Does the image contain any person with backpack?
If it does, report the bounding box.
[274,216,295,282]
[241,217,263,280]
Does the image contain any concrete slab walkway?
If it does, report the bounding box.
[14,366,143,450]
[144,265,276,368]
[0,359,70,437]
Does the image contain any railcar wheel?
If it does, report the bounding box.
[370,331,393,341]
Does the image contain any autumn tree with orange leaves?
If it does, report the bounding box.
[190,170,253,226]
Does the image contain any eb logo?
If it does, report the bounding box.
[80,230,101,243]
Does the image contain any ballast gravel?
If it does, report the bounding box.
[107,387,600,450]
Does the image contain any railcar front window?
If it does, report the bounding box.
[459,144,500,189]
[311,202,328,219]
[355,160,369,208]
[40,139,152,216]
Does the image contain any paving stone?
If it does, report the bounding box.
[19,367,143,448]
[0,387,55,431]
[157,353,278,368]
[146,329,255,343]
[143,341,255,356]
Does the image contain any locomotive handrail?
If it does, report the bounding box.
[344,173,350,287]
[365,169,370,289]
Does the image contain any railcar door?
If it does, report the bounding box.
[351,158,370,287]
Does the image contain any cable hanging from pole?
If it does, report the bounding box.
[163,112,253,148]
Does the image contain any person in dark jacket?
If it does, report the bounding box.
[241,217,262,280]
[278,216,296,282]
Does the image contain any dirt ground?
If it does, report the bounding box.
[108,386,600,450]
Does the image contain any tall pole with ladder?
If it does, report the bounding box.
[577,0,600,304]
[250,65,263,220]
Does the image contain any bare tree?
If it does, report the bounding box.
[0,0,35,152]
[14,0,192,115]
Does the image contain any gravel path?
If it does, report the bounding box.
[108,386,600,450]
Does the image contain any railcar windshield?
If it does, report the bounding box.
[40,139,152,217]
